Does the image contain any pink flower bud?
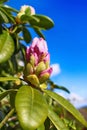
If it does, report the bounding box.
[32,37,48,54]
[24,37,52,85]
[40,67,53,77]
[26,37,48,64]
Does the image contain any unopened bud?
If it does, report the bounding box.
[39,73,50,84]
[39,68,53,83]
[16,5,35,23]
[23,63,33,76]
[36,61,46,76]
[24,37,53,86]
[26,74,40,87]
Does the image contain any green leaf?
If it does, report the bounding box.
[1,5,18,13]
[34,27,45,39]
[45,90,87,127]
[30,14,54,30]
[0,77,19,81]
[0,89,17,100]
[10,91,17,108]
[37,124,45,130]
[22,27,32,43]
[15,85,48,130]
[44,117,50,130]
[20,14,40,23]
[0,10,9,23]
[0,7,15,23]
[48,106,69,130]
[47,80,70,93]
[0,31,14,63]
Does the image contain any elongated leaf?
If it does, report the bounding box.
[20,14,40,23]
[48,106,69,130]
[22,27,32,43]
[0,89,17,100]
[47,80,70,93]
[21,14,54,30]
[45,90,87,127]
[0,7,15,23]
[30,15,54,30]
[0,77,19,81]
[0,31,14,63]
[0,10,9,23]
[1,5,18,13]
[15,85,48,130]
[34,27,45,39]
[10,91,17,108]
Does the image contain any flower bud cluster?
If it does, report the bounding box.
[23,37,52,88]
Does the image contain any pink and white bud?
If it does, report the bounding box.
[16,5,35,23]
[20,5,35,15]
[24,37,52,85]
[40,67,53,77]
[26,37,48,64]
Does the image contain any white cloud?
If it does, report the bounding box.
[51,63,61,77]
[55,91,87,108]
[67,92,87,108]
[68,92,84,102]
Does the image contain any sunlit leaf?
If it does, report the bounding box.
[0,10,9,23]
[37,124,45,130]
[1,5,19,13]
[45,90,87,127]
[0,7,15,23]
[15,85,48,130]
[48,106,69,130]
[0,31,14,63]
[0,77,19,81]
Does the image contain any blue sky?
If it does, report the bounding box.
[7,0,87,106]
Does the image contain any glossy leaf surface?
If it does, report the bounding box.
[45,90,87,127]
[21,14,54,30]
[30,15,54,30]
[15,85,48,130]
[0,31,14,63]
